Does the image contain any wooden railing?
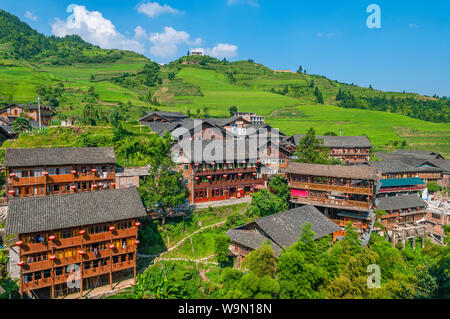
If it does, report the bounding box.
[21,259,134,292]
[330,219,368,229]
[10,172,115,187]
[21,245,136,274]
[289,181,373,195]
[291,195,371,210]
[194,166,257,175]
[194,178,265,189]
[20,228,137,255]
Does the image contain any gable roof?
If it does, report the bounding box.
[139,111,187,122]
[4,147,116,168]
[367,160,442,174]
[255,205,340,247]
[227,205,340,256]
[292,135,372,148]
[375,195,427,211]
[286,162,380,180]
[5,187,146,235]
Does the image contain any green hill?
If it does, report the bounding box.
[0,9,448,156]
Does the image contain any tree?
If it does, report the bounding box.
[229,105,238,117]
[247,189,288,218]
[293,128,332,164]
[268,175,290,202]
[168,72,175,80]
[314,87,324,104]
[12,116,31,133]
[427,181,441,193]
[324,131,337,136]
[243,243,277,278]
[297,65,303,73]
[309,79,315,88]
[214,234,231,266]
[137,133,188,214]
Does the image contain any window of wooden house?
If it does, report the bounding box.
[43,269,51,279]
[55,267,63,276]
[34,271,42,280]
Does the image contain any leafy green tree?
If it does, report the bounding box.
[214,234,231,266]
[293,127,332,164]
[297,65,303,73]
[314,87,324,104]
[138,133,188,214]
[268,175,290,202]
[12,116,31,133]
[247,189,288,218]
[229,105,238,117]
[243,243,277,278]
[427,181,441,193]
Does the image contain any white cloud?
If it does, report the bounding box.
[149,26,201,58]
[134,26,147,39]
[51,4,144,54]
[24,11,38,21]
[137,1,181,18]
[192,43,238,59]
[227,0,259,7]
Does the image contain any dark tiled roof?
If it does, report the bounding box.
[4,147,116,168]
[254,205,340,247]
[375,195,427,211]
[286,162,380,180]
[226,229,283,257]
[292,135,372,148]
[367,160,442,174]
[139,111,187,122]
[390,150,444,159]
[146,122,181,135]
[174,138,259,163]
[5,187,146,235]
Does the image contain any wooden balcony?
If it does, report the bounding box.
[21,245,137,274]
[291,195,371,211]
[194,166,257,176]
[289,181,373,195]
[329,219,368,229]
[194,178,265,189]
[10,172,115,187]
[21,259,134,292]
[20,228,137,255]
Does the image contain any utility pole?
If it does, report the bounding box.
[37,96,42,129]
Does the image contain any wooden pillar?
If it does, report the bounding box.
[110,230,113,290]
[422,227,426,248]
[392,230,396,248]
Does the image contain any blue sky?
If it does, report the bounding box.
[1,0,450,96]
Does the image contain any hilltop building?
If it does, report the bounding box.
[227,205,340,266]
[3,147,117,198]
[6,187,146,298]
[233,112,265,125]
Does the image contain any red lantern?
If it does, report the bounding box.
[389,210,393,213]
[49,255,56,260]
[211,162,216,166]
[92,184,98,189]
[398,209,402,212]
[78,250,85,256]
[207,176,212,179]
[194,163,199,167]
[252,172,256,176]
[71,170,77,175]
[9,172,15,178]
[70,185,76,190]
[134,221,141,227]
[242,161,246,164]
[91,168,97,173]
[223,174,227,178]
[416,207,420,210]
[17,260,24,266]
[108,243,115,249]
[238,173,242,176]
[43,171,49,176]
[109,226,115,231]
[226,161,232,165]
[408,208,411,211]
[194,177,199,180]
[78,230,86,235]
[15,240,23,246]
[111,183,116,188]
[256,160,260,164]
[48,235,56,241]
[134,240,140,245]
[8,190,15,195]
